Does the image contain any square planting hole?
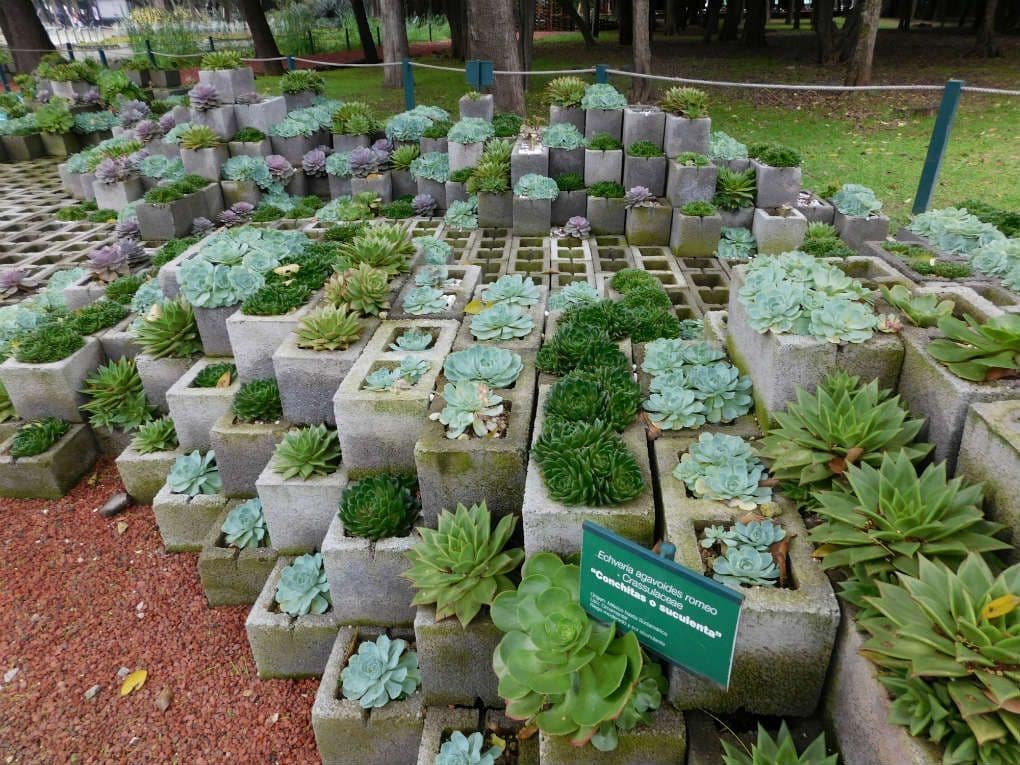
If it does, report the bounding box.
[383,325,440,351]
[361,359,433,392]
[653,272,678,286]
[556,261,588,275]
[699,288,729,306]
[518,237,544,247]
[692,272,724,288]
[684,257,717,270]
[515,248,544,261]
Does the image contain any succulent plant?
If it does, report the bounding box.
[624,185,658,209]
[403,502,523,627]
[444,198,479,230]
[562,216,592,240]
[470,303,535,341]
[536,323,630,377]
[513,173,560,200]
[482,275,540,309]
[178,124,221,150]
[300,147,328,177]
[347,145,384,178]
[200,50,243,69]
[94,156,133,185]
[660,86,708,118]
[436,731,503,765]
[231,378,282,424]
[415,236,453,265]
[880,284,954,328]
[547,281,599,311]
[325,263,390,317]
[491,552,653,750]
[722,722,838,765]
[673,432,772,510]
[447,117,495,145]
[275,552,331,617]
[265,153,295,184]
[363,357,430,391]
[409,151,449,183]
[907,207,1007,256]
[437,381,505,438]
[134,298,203,360]
[712,545,780,588]
[581,83,628,110]
[758,371,930,498]
[831,183,883,217]
[217,202,254,227]
[130,416,178,455]
[339,474,420,540]
[389,329,432,352]
[191,216,214,235]
[222,498,267,550]
[338,226,413,277]
[543,76,589,107]
[643,387,707,430]
[807,297,879,344]
[541,122,587,150]
[640,338,725,376]
[860,554,1020,765]
[411,193,437,217]
[443,346,523,389]
[341,634,421,708]
[132,118,163,144]
[118,98,150,128]
[384,111,433,142]
[80,358,153,433]
[546,366,641,432]
[272,424,341,480]
[927,313,1020,382]
[402,285,448,315]
[168,450,222,496]
[414,264,449,288]
[8,417,70,458]
[685,363,753,423]
[295,304,364,352]
[0,268,30,292]
[709,130,748,161]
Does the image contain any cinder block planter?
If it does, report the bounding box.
[548,146,584,178]
[523,386,655,557]
[327,174,352,199]
[666,160,718,206]
[194,303,238,357]
[392,265,482,321]
[181,145,228,182]
[459,93,494,120]
[321,513,418,625]
[136,186,209,241]
[62,272,107,312]
[511,140,549,188]
[584,148,623,186]
[539,706,687,765]
[416,707,539,765]
[272,318,380,426]
[551,189,587,226]
[98,319,140,362]
[93,177,144,209]
[622,105,666,148]
[726,265,904,424]
[136,353,196,413]
[351,173,393,204]
[152,481,232,552]
[625,204,672,246]
[91,424,135,457]
[416,178,446,210]
[312,626,424,765]
[751,205,807,254]
[334,319,458,476]
[256,459,348,554]
[115,441,185,505]
[226,299,318,382]
[512,197,553,236]
[1,133,46,161]
[285,170,308,198]
[824,606,943,765]
[412,607,502,707]
[227,138,271,158]
[584,108,623,141]
[197,67,256,104]
[391,168,417,199]
[234,97,288,134]
[834,209,891,252]
[795,190,835,224]
[657,441,839,715]
[332,133,371,153]
[478,192,513,228]
[752,159,802,208]
[549,104,585,132]
[449,140,485,173]
[165,357,241,452]
[58,162,84,198]
[245,557,341,678]
[0,337,104,422]
[209,412,291,498]
[284,91,316,111]
[150,69,182,89]
[588,196,627,235]
[220,179,261,207]
[718,206,754,229]
[0,424,97,499]
[192,105,237,140]
[623,155,667,197]
[443,180,467,207]
[419,136,447,154]
[664,114,710,157]
[51,79,92,100]
[671,210,723,257]
[40,131,80,158]
[197,505,279,606]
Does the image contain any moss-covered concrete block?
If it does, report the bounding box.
[625,204,672,247]
[136,352,197,413]
[115,441,185,504]
[413,606,502,707]
[513,197,553,237]
[0,424,97,499]
[415,707,539,765]
[197,506,279,606]
[225,298,319,382]
[670,210,723,257]
[587,196,627,235]
[256,458,348,554]
[165,357,240,452]
[539,706,686,765]
[0,336,105,422]
[245,557,341,678]
[209,413,291,498]
[152,481,232,552]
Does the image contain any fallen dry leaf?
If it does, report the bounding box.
[265,712,279,726]
[116,521,128,535]
[215,371,233,388]
[119,669,147,697]
[155,687,173,712]
[770,536,792,588]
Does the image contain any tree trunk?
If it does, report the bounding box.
[972,0,1000,54]
[814,0,839,63]
[619,0,634,45]
[520,0,536,81]
[721,0,744,41]
[743,0,768,45]
[793,0,803,29]
[665,0,679,34]
[703,0,724,41]
[467,0,525,114]
[446,0,468,58]
[898,0,914,30]
[351,0,381,63]
[380,0,409,87]
[844,0,881,84]
[558,0,597,44]
[237,0,284,76]
[631,0,655,102]
[839,2,863,61]
[0,0,56,75]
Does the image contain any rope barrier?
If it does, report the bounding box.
[602,68,945,92]
[294,57,401,68]
[407,62,465,72]
[491,68,597,76]
[961,85,1020,96]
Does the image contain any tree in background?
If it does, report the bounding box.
[238,0,283,76]
[467,0,524,114]
[631,0,655,102]
[0,0,56,74]
[380,0,409,87]
[973,0,1001,57]
[845,0,882,84]
[352,0,381,63]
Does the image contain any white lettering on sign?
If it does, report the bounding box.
[597,550,635,575]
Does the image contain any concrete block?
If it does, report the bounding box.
[152,480,232,552]
[1,134,46,161]
[751,205,807,255]
[656,440,839,715]
[97,319,139,362]
[665,160,718,206]
[194,303,238,357]
[181,145,228,182]
[165,357,240,452]
[416,177,446,210]
[391,168,417,199]
[284,92,317,112]
[444,180,468,208]
[752,159,802,208]
[0,336,105,422]
[552,189,587,227]
[625,204,673,246]
[136,352,197,414]
[115,441,185,505]
[718,206,754,230]
[512,197,553,237]
[136,188,204,241]
[245,557,341,678]
[312,626,424,765]
[548,146,584,178]
[623,155,667,198]
[227,138,271,158]
[670,210,723,257]
[622,105,666,148]
[197,505,280,606]
[351,173,393,204]
[413,606,502,707]
[328,173,352,199]
[584,108,624,141]
[220,179,261,207]
[664,114,710,157]
[321,513,417,625]
[539,706,686,765]
[795,190,836,224]
[208,412,290,498]
[588,196,628,235]
[256,457,348,554]
[834,209,891,253]
[584,148,624,186]
[225,299,318,382]
[233,97,288,135]
[40,131,80,158]
[391,265,482,321]
[550,104,585,132]
[191,104,237,141]
[459,93,494,120]
[333,133,371,153]
[0,424,97,499]
[478,192,513,228]
[197,67,255,103]
[93,177,144,209]
[511,140,549,188]
[449,140,485,173]
[419,136,447,154]
[62,272,107,312]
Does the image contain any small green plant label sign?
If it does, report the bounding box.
[579,521,744,688]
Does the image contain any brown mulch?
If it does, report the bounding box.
[0,459,319,765]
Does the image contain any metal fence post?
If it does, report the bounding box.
[402,59,416,110]
[65,42,75,61]
[0,65,9,93]
[595,64,608,84]
[208,36,216,52]
[145,39,156,66]
[913,79,964,215]
[98,49,108,68]
[288,55,296,71]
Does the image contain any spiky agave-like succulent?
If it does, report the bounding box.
[545,366,641,432]
[402,285,448,315]
[232,378,282,423]
[168,450,222,496]
[470,303,534,341]
[443,346,523,389]
[341,634,421,708]
[927,313,1020,382]
[339,226,413,276]
[339,474,420,540]
[673,432,772,510]
[222,497,266,550]
[758,371,931,496]
[437,381,505,439]
[860,554,1020,765]
[272,424,341,480]
[436,732,503,765]
[80,357,153,432]
[131,416,178,455]
[133,298,203,360]
[721,722,838,765]
[481,274,541,308]
[533,420,644,506]
[275,552,331,617]
[403,501,524,626]
[490,552,649,750]
[9,417,71,459]
[295,304,363,352]
[325,263,390,317]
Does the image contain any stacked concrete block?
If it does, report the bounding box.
[834,209,891,252]
[751,206,807,254]
[165,357,239,452]
[197,506,279,607]
[671,209,723,258]
[539,706,687,765]
[625,204,673,246]
[225,297,320,382]
[209,412,291,498]
[256,456,349,555]
[584,108,624,142]
[413,608,503,708]
[584,147,624,186]
[193,303,238,357]
[115,441,186,505]
[795,190,836,224]
[511,140,549,188]
[752,159,802,208]
[0,336,105,422]
[0,424,98,499]
[152,482,235,552]
[664,114,710,157]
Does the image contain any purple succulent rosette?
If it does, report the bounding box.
[36,87,52,104]
[188,83,220,112]
[217,202,255,227]
[78,87,101,105]
[0,268,29,291]
[87,244,129,280]
[191,217,214,236]
[118,99,151,129]
[235,91,263,105]
[348,146,383,178]
[116,218,142,240]
[624,185,657,208]
[265,154,295,184]
[95,157,131,185]
[563,216,591,239]
[117,237,145,265]
[302,148,328,177]
[158,112,177,133]
[133,119,164,144]
[412,193,437,217]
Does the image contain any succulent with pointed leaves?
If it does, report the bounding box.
[341,634,421,708]
[295,305,363,352]
[339,474,420,540]
[168,450,222,496]
[274,552,331,617]
[222,498,266,550]
[188,82,220,112]
[325,263,390,317]
[722,722,838,765]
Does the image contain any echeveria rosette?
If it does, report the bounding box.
[437,381,505,438]
[443,346,523,389]
[642,387,707,431]
[158,112,177,133]
[548,281,599,311]
[274,552,331,617]
[390,329,433,352]
[414,236,453,265]
[909,205,1005,256]
[302,148,328,177]
[513,173,560,200]
[188,82,220,112]
[490,552,646,750]
[436,732,503,765]
[640,338,726,377]
[133,118,163,144]
[808,297,878,344]
[563,216,591,239]
[118,99,150,128]
[712,546,780,588]
[470,303,534,341]
[265,154,295,184]
[623,186,657,209]
[168,450,222,496]
[481,274,540,308]
[409,151,449,183]
[831,183,883,217]
[580,83,628,110]
[673,432,772,510]
[541,122,587,150]
[222,497,266,550]
[411,193,437,217]
[686,363,753,424]
[445,197,479,231]
[402,285,448,315]
[340,634,421,709]
[447,117,495,145]
[0,268,30,292]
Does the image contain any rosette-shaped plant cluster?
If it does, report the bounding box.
[444,346,523,389]
[339,474,420,540]
[673,432,772,510]
[722,722,838,765]
[701,520,785,589]
[436,732,503,765]
[536,323,630,377]
[470,303,535,341]
[217,202,254,227]
[402,285,448,315]
[831,183,883,217]
[325,263,390,317]
[445,197,479,230]
[513,173,560,200]
[759,371,931,499]
[481,274,540,308]
[491,552,661,751]
[403,502,523,627]
[188,82,220,112]
[709,130,748,161]
[168,450,222,496]
[80,358,153,433]
[301,147,328,177]
[546,366,641,432]
[1,267,32,293]
[437,381,505,438]
[411,193,436,217]
[94,156,134,185]
[543,76,588,107]
[272,424,341,480]
[363,357,430,392]
[390,329,432,352]
[907,206,1005,256]
[275,552,331,617]
[348,145,385,178]
[542,122,587,150]
[415,236,453,265]
[86,243,129,282]
[533,420,644,506]
[118,98,150,129]
[563,216,592,239]
[717,226,757,260]
[581,83,628,110]
[409,151,449,183]
[860,555,1020,765]
[222,498,267,550]
[8,417,68,458]
[624,185,657,209]
[341,634,421,709]
[548,281,599,311]
[927,313,1020,382]
[447,117,495,145]
[265,153,295,184]
[881,285,955,329]
[337,223,413,276]
[131,416,177,455]
[134,298,203,360]
[232,378,282,424]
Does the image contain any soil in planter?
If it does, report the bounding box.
[883,241,973,281]
[694,517,795,591]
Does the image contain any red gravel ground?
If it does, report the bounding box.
[0,459,321,765]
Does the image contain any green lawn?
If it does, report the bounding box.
[257,27,1020,224]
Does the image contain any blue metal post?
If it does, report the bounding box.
[0,65,9,93]
[913,79,964,215]
[98,49,108,68]
[595,64,608,84]
[145,39,156,66]
[402,59,415,110]
[288,56,296,71]
[65,42,75,61]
